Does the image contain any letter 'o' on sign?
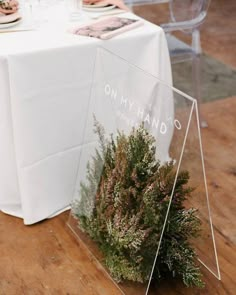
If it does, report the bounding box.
[174,119,181,130]
[104,84,111,95]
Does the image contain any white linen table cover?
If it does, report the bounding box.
[0,15,172,224]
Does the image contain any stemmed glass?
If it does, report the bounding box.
[22,0,50,28]
[69,0,83,21]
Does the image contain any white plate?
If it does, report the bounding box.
[83,4,116,12]
[0,18,22,29]
[0,12,21,24]
[83,2,113,8]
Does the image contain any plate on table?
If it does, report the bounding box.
[83,2,113,8]
[0,11,20,23]
[0,18,22,29]
[0,12,22,29]
[82,4,116,12]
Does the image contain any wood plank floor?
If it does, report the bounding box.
[1,1,236,294]
[1,97,236,294]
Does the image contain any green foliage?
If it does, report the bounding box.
[72,120,204,288]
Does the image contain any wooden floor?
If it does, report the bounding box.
[1,1,236,294]
[1,97,236,294]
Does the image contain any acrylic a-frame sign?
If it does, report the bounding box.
[68,47,221,294]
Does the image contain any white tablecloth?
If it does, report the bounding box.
[0,13,172,224]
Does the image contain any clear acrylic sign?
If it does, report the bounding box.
[68,47,220,294]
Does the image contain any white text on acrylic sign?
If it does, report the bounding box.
[104,83,181,134]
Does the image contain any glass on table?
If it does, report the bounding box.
[20,0,47,27]
[68,0,83,21]
[20,0,68,28]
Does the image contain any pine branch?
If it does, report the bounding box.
[72,121,204,288]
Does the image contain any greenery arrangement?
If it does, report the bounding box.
[72,119,204,288]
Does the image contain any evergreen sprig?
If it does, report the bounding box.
[72,120,204,288]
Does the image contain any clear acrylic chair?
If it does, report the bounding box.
[160,0,211,127]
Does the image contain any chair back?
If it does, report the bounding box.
[169,0,211,29]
